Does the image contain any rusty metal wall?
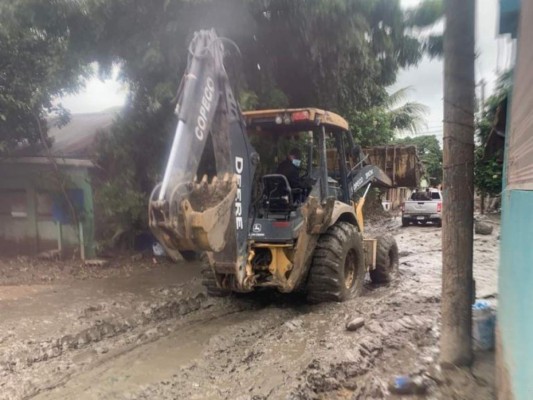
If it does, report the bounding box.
[363,145,422,188]
[507,2,533,190]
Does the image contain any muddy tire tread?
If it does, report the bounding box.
[307,222,365,303]
[370,234,399,284]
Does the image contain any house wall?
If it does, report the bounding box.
[497,1,533,399]
[0,162,95,258]
[498,191,533,400]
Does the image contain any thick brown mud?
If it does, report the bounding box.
[0,217,499,399]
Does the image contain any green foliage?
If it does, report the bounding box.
[93,104,176,246]
[394,135,442,185]
[474,149,503,197]
[96,181,147,247]
[404,0,444,58]
[87,0,439,243]
[347,107,396,147]
[348,87,429,147]
[384,87,429,134]
[0,0,93,153]
[2,0,440,245]
[474,71,512,196]
[77,0,439,113]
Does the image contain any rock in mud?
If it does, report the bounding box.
[475,221,493,235]
[346,317,365,332]
[284,319,303,332]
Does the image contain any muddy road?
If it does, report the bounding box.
[0,218,499,399]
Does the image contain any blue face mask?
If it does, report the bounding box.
[292,159,301,168]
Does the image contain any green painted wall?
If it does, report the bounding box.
[0,162,95,258]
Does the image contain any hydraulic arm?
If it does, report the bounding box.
[149,30,258,285]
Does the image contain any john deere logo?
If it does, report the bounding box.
[252,223,262,233]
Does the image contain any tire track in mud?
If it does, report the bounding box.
[114,243,454,400]
[31,294,308,400]
[3,222,498,400]
[18,272,439,399]
[30,303,264,399]
[1,291,267,400]
[96,279,433,400]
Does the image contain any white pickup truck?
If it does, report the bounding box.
[401,188,442,227]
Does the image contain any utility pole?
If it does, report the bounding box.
[441,0,475,367]
[479,78,486,214]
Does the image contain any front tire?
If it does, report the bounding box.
[402,218,409,227]
[307,222,365,303]
[370,234,399,284]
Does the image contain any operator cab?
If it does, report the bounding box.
[243,108,363,243]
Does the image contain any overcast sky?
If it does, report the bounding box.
[61,0,513,142]
[393,0,513,140]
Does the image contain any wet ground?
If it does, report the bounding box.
[0,217,500,399]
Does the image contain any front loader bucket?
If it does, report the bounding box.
[149,175,237,260]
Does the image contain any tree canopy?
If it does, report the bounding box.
[1,0,442,244]
[1,0,442,148]
[82,0,440,113]
[0,0,96,153]
[351,87,429,146]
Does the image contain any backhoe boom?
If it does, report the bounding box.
[149,30,258,289]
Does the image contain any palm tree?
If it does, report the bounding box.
[385,87,430,135]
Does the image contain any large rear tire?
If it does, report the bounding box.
[307,222,365,303]
[370,234,399,284]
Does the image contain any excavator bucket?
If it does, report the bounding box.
[149,30,257,280]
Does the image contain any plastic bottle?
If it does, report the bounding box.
[472,300,496,351]
[389,376,427,395]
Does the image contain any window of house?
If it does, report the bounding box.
[0,190,28,218]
